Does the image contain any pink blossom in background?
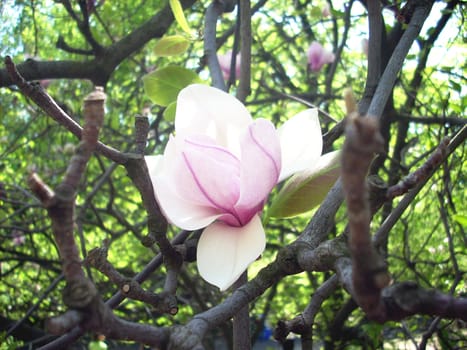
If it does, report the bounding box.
[146,84,324,290]
[12,230,25,246]
[307,41,335,72]
[322,3,331,17]
[217,50,241,81]
[40,79,51,89]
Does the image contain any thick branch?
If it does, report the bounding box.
[367,2,434,118]
[341,115,390,321]
[0,0,197,87]
[360,0,382,113]
[28,87,106,282]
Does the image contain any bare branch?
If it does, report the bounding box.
[236,0,252,102]
[86,245,178,315]
[274,276,339,344]
[367,2,434,118]
[341,115,390,321]
[204,2,228,90]
[374,125,467,247]
[4,57,126,163]
[0,1,197,87]
[387,137,450,199]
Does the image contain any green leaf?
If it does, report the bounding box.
[309,7,321,18]
[154,35,190,56]
[452,214,467,227]
[267,151,341,218]
[142,66,201,106]
[169,0,192,35]
[449,80,462,92]
[89,341,108,350]
[163,101,177,122]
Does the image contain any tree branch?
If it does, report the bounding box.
[236,0,252,102]
[4,57,126,163]
[204,1,228,90]
[367,1,434,118]
[341,115,390,321]
[0,0,197,87]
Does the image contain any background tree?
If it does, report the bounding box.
[0,0,466,349]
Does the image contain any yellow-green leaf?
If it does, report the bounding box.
[142,66,201,106]
[169,0,192,35]
[267,151,341,218]
[453,214,467,227]
[163,101,177,122]
[154,35,190,56]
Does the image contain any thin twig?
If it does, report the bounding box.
[374,125,467,247]
[274,275,339,345]
[4,56,126,163]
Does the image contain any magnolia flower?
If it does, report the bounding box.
[217,50,241,81]
[146,84,323,290]
[12,230,25,246]
[307,41,335,72]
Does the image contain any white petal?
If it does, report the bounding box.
[314,150,341,172]
[278,108,323,181]
[145,153,222,230]
[155,179,223,230]
[175,84,252,154]
[196,215,266,291]
[145,155,163,176]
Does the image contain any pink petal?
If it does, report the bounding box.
[278,109,323,181]
[235,119,281,224]
[307,42,324,71]
[217,52,231,79]
[196,214,266,290]
[307,42,334,72]
[178,135,241,215]
[146,154,223,230]
[218,51,242,81]
[175,84,252,153]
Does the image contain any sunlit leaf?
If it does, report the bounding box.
[449,80,462,92]
[169,0,192,35]
[309,7,321,18]
[142,66,201,106]
[267,151,341,218]
[163,101,177,122]
[452,214,467,227]
[89,341,108,350]
[154,35,190,56]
